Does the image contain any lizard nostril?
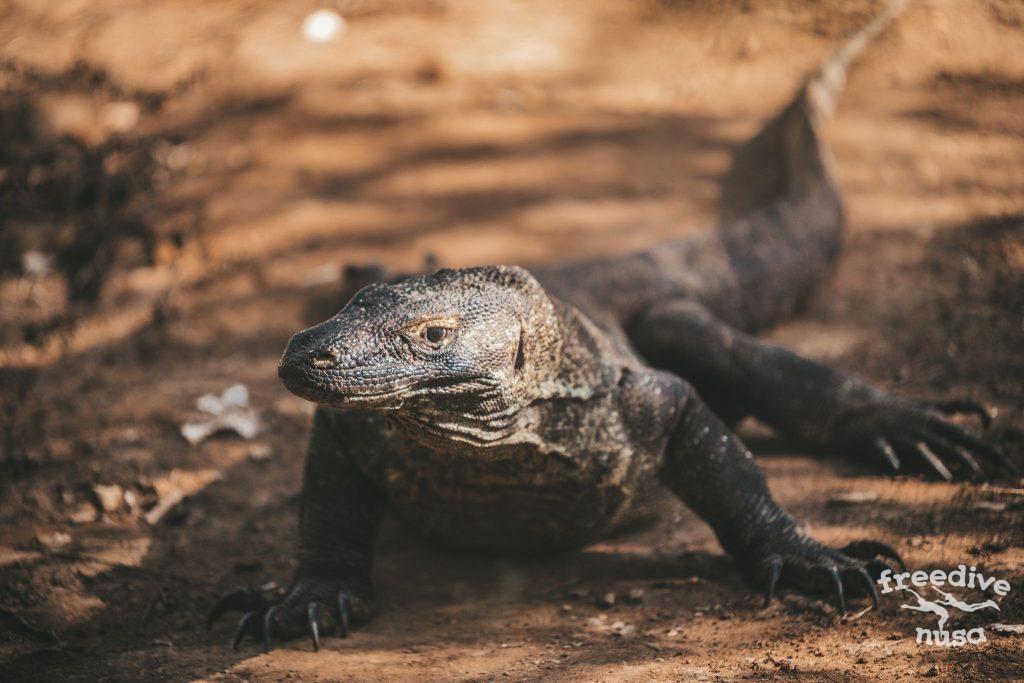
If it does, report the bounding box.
[309,349,339,369]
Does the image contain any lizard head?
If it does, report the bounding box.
[278,265,560,445]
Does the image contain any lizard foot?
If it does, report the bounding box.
[755,533,903,619]
[208,578,371,652]
[833,396,1018,482]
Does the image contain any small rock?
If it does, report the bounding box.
[609,621,636,638]
[100,101,140,134]
[92,484,124,512]
[828,490,879,506]
[68,503,98,525]
[558,603,572,614]
[21,250,52,277]
[248,443,273,463]
[990,623,1024,636]
[624,588,645,605]
[156,143,190,172]
[597,592,616,609]
[37,530,71,550]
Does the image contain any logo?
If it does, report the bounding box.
[877,565,1010,647]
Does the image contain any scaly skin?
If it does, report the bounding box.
[209,0,1017,650]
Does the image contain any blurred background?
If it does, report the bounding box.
[1,1,1022,680]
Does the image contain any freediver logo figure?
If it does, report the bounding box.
[878,565,1008,647]
[899,588,952,631]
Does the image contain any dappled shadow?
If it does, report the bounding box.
[3,0,1024,679]
[310,116,729,200]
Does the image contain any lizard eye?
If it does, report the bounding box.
[406,318,457,349]
[424,326,448,344]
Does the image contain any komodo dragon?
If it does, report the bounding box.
[210,1,1017,651]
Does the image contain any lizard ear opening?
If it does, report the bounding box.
[514,327,526,372]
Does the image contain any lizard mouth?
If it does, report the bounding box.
[278,362,406,409]
[278,358,500,408]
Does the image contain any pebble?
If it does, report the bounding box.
[68,503,98,525]
[37,530,71,550]
[92,484,124,512]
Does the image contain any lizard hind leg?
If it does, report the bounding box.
[658,378,898,618]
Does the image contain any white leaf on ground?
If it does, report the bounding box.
[181,384,262,445]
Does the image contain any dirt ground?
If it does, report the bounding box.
[1,0,1023,680]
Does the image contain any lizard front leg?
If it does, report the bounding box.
[633,299,1017,481]
[659,379,901,613]
[209,408,386,651]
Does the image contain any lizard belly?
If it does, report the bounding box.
[377,444,630,552]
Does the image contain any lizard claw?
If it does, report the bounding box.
[871,437,901,473]
[928,399,994,428]
[840,540,905,571]
[307,603,323,652]
[904,439,953,482]
[262,605,279,653]
[208,586,267,629]
[839,398,1017,481]
[210,577,370,651]
[827,566,845,617]
[857,568,879,611]
[763,555,783,608]
[749,533,897,617]
[337,592,351,638]
[232,611,260,650]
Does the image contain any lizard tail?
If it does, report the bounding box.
[807,0,909,118]
[716,0,908,329]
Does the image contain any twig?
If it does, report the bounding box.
[981,485,1024,496]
